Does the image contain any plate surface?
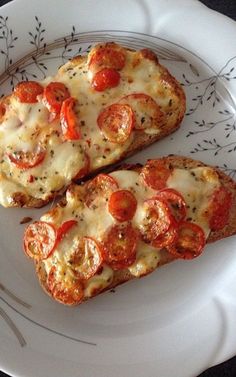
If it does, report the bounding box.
[0,1,236,377]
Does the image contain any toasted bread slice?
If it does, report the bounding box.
[0,43,185,208]
[22,155,236,306]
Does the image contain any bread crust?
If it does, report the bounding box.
[35,250,174,305]
[0,43,185,208]
[35,155,236,306]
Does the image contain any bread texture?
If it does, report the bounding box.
[32,155,236,306]
[0,42,185,208]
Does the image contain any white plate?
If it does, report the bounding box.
[0,1,236,376]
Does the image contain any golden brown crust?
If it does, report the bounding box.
[8,192,48,208]
[5,183,66,208]
[34,155,236,306]
[140,48,159,64]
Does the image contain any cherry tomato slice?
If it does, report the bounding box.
[43,82,70,118]
[14,81,43,103]
[155,188,187,222]
[60,97,81,140]
[140,198,174,244]
[208,186,233,231]
[47,266,84,305]
[88,46,126,72]
[24,221,57,260]
[57,220,78,243]
[85,173,119,208]
[119,93,164,130]
[92,68,120,92]
[102,223,138,270]
[73,153,90,181]
[108,189,137,222]
[140,159,172,190]
[167,221,206,259]
[151,223,178,249]
[0,102,6,119]
[8,148,46,169]
[97,103,134,144]
[68,237,103,280]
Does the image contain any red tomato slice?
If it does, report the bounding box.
[14,81,43,103]
[8,148,46,169]
[68,237,103,280]
[60,97,81,140]
[97,103,134,144]
[108,189,137,222]
[155,188,187,222]
[24,221,57,260]
[208,186,233,230]
[47,266,84,305]
[88,46,126,72]
[102,223,138,270]
[151,223,178,249]
[73,153,90,181]
[0,103,6,119]
[140,198,174,244]
[92,68,120,92]
[167,221,206,259]
[43,82,70,118]
[140,159,172,190]
[85,173,119,208]
[119,93,164,130]
[57,220,78,243]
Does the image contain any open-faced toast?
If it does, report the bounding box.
[0,43,185,208]
[23,156,236,306]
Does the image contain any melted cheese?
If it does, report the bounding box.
[40,166,220,298]
[167,167,220,237]
[0,45,183,207]
[0,99,49,151]
[0,175,27,207]
[84,265,114,298]
[110,170,155,229]
[128,242,162,277]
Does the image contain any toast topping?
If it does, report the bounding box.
[0,42,185,207]
[23,159,232,305]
